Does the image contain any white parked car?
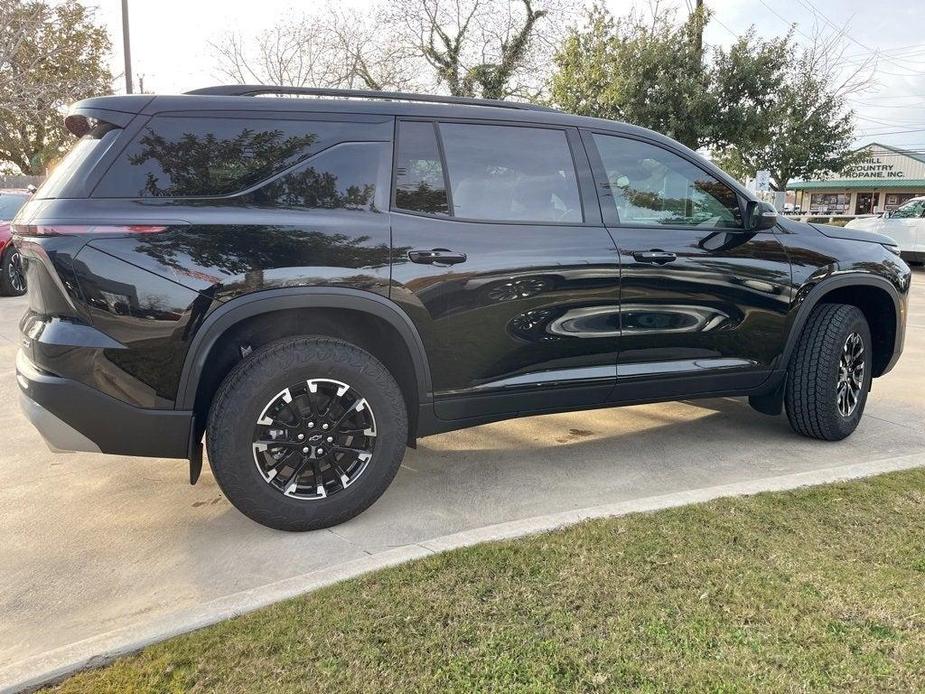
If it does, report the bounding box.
[845,197,925,264]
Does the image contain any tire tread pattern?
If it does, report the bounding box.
[785,303,869,441]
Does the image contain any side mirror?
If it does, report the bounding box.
[745,200,778,231]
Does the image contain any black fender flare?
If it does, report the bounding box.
[175,287,434,411]
[779,272,904,374]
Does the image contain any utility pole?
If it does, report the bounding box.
[693,0,705,54]
[121,0,133,94]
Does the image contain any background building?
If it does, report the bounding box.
[790,143,925,215]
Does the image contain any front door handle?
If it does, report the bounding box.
[408,248,468,265]
[633,250,677,264]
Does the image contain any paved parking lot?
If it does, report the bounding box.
[1,268,923,689]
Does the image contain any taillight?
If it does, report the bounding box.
[11,224,167,237]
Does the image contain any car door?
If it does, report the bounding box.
[583,131,792,401]
[388,118,622,420]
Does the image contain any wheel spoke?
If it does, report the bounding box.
[332,445,369,458]
[330,461,352,488]
[331,398,365,432]
[312,458,327,497]
[254,447,300,483]
[280,400,302,426]
[304,381,321,417]
[281,456,310,493]
[254,439,301,447]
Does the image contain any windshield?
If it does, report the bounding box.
[0,194,28,221]
[890,199,925,219]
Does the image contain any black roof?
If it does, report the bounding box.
[67,86,688,154]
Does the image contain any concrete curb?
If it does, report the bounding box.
[3,453,923,693]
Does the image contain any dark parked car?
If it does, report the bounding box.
[0,188,31,296]
[13,86,910,530]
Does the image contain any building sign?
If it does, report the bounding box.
[843,155,906,179]
[839,145,925,180]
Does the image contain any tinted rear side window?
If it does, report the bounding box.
[393,121,450,216]
[439,123,582,223]
[35,122,121,199]
[94,117,371,198]
[246,142,388,212]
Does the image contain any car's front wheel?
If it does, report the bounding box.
[206,336,408,531]
[784,303,872,441]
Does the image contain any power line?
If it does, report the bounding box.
[855,127,925,136]
[757,0,814,42]
[711,15,740,40]
[796,0,918,73]
[855,114,925,127]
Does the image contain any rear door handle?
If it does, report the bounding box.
[408,248,467,265]
[632,250,677,264]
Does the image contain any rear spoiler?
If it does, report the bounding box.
[64,95,156,136]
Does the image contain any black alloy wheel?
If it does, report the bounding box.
[252,378,377,500]
[836,332,865,418]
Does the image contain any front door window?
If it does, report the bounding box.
[591,134,742,229]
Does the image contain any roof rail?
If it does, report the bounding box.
[184,85,558,112]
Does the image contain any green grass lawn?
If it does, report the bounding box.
[52,469,925,693]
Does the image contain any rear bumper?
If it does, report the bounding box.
[16,349,192,458]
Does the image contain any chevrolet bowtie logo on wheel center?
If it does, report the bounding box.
[309,434,323,443]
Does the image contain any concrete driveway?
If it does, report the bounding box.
[2,268,923,690]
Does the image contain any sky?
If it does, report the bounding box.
[83,0,925,150]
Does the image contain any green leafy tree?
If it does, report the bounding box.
[711,35,861,191]
[0,0,111,174]
[550,4,860,188]
[550,4,713,150]
[709,28,792,159]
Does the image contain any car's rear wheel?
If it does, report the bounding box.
[0,247,26,296]
[784,303,872,441]
[206,336,407,531]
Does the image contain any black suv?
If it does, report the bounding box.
[14,86,910,530]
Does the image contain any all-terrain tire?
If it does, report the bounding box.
[784,303,872,441]
[206,336,407,531]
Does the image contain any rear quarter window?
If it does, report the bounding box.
[35,122,121,199]
[93,116,383,198]
[245,142,389,212]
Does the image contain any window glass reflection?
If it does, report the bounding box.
[97,117,359,198]
[440,123,582,223]
[593,134,742,229]
[249,143,384,211]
